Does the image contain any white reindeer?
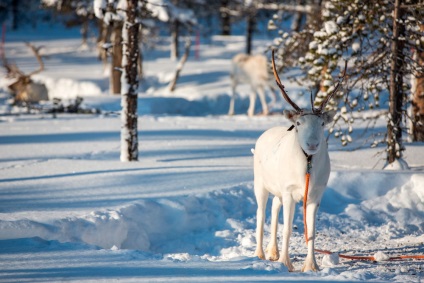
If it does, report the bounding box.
[228,53,277,116]
[253,51,346,272]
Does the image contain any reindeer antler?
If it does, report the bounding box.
[315,60,348,113]
[25,42,45,77]
[2,46,24,79]
[271,49,302,113]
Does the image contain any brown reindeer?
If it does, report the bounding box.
[3,42,48,104]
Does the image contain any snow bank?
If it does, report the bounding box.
[344,174,424,233]
[37,75,103,99]
[0,186,257,258]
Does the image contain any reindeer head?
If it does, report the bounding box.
[284,109,335,155]
[271,50,346,155]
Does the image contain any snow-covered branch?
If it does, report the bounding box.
[256,3,315,14]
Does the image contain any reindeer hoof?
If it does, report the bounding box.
[278,256,295,272]
[301,261,319,272]
[255,249,266,260]
[265,246,279,261]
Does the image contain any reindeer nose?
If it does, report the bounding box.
[307,142,319,150]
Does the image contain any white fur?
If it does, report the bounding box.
[253,109,335,272]
[228,53,276,116]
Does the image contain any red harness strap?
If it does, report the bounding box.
[303,155,312,244]
[303,172,310,244]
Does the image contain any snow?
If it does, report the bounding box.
[324,21,339,35]
[93,0,106,19]
[146,0,171,22]
[352,42,361,53]
[384,158,411,170]
[0,23,424,282]
[374,251,390,262]
[313,31,327,38]
[322,253,340,267]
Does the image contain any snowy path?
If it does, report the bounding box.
[0,114,424,282]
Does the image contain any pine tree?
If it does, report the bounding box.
[272,0,424,167]
[411,23,424,141]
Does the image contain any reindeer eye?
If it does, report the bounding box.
[321,121,325,126]
[296,121,301,126]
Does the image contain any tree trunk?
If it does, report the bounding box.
[120,0,139,162]
[220,0,231,36]
[411,24,424,141]
[96,20,112,70]
[168,36,191,92]
[138,43,143,79]
[81,17,89,47]
[171,20,180,60]
[246,8,256,55]
[171,0,180,60]
[387,0,405,164]
[11,0,19,30]
[111,22,123,95]
[291,0,305,32]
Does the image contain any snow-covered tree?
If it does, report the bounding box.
[42,0,95,47]
[271,0,424,168]
[93,0,197,161]
[94,0,141,161]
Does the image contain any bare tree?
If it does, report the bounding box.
[170,0,180,60]
[111,20,124,95]
[155,0,196,91]
[168,36,191,92]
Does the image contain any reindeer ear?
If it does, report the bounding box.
[283,110,300,123]
[322,110,336,125]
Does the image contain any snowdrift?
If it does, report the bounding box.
[1,172,423,260]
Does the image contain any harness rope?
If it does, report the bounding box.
[292,125,424,262]
[303,155,312,244]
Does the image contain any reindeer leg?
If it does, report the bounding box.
[257,86,269,115]
[228,76,237,116]
[302,202,320,272]
[279,194,295,272]
[266,196,281,261]
[254,188,269,260]
[247,87,256,117]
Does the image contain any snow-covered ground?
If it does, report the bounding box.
[0,24,424,282]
